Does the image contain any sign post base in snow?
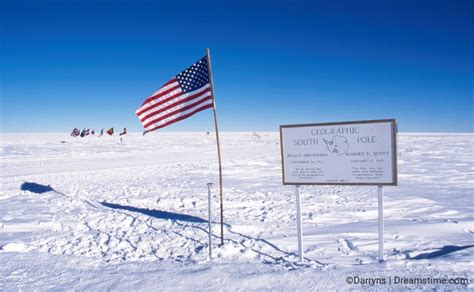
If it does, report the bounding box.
[207,183,213,260]
[378,185,384,262]
[295,185,304,262]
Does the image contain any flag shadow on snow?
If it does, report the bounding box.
[100,201,208,224]
[20,182,66,197]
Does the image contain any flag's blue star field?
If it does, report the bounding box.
[176,57,210,93]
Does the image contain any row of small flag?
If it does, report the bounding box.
[70,127,127,138]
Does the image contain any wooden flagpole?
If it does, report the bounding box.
[206,48,224,246]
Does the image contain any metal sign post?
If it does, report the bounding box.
[207,183,213,260]
[295,185,304,262]
[377,185,384,262]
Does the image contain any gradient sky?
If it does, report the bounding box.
[1,0,473,132]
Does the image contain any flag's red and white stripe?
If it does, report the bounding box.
[136,78,214,132]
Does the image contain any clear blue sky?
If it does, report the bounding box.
[1,0,473,132]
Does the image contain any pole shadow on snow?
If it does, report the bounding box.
[410,245,474,260]
[101,201,324,267]
[100,201,208,224]
[20,182,66,197]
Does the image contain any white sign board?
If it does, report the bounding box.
[280,119,397,185]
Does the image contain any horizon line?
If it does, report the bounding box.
[1,131,473,135]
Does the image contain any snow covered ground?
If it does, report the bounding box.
[0,132,472,290]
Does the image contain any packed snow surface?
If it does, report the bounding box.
[0,132,472,290]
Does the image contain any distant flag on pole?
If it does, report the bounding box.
[70,128,80,137]
[135,56,214,134]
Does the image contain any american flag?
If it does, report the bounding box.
[136,56,214,133]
